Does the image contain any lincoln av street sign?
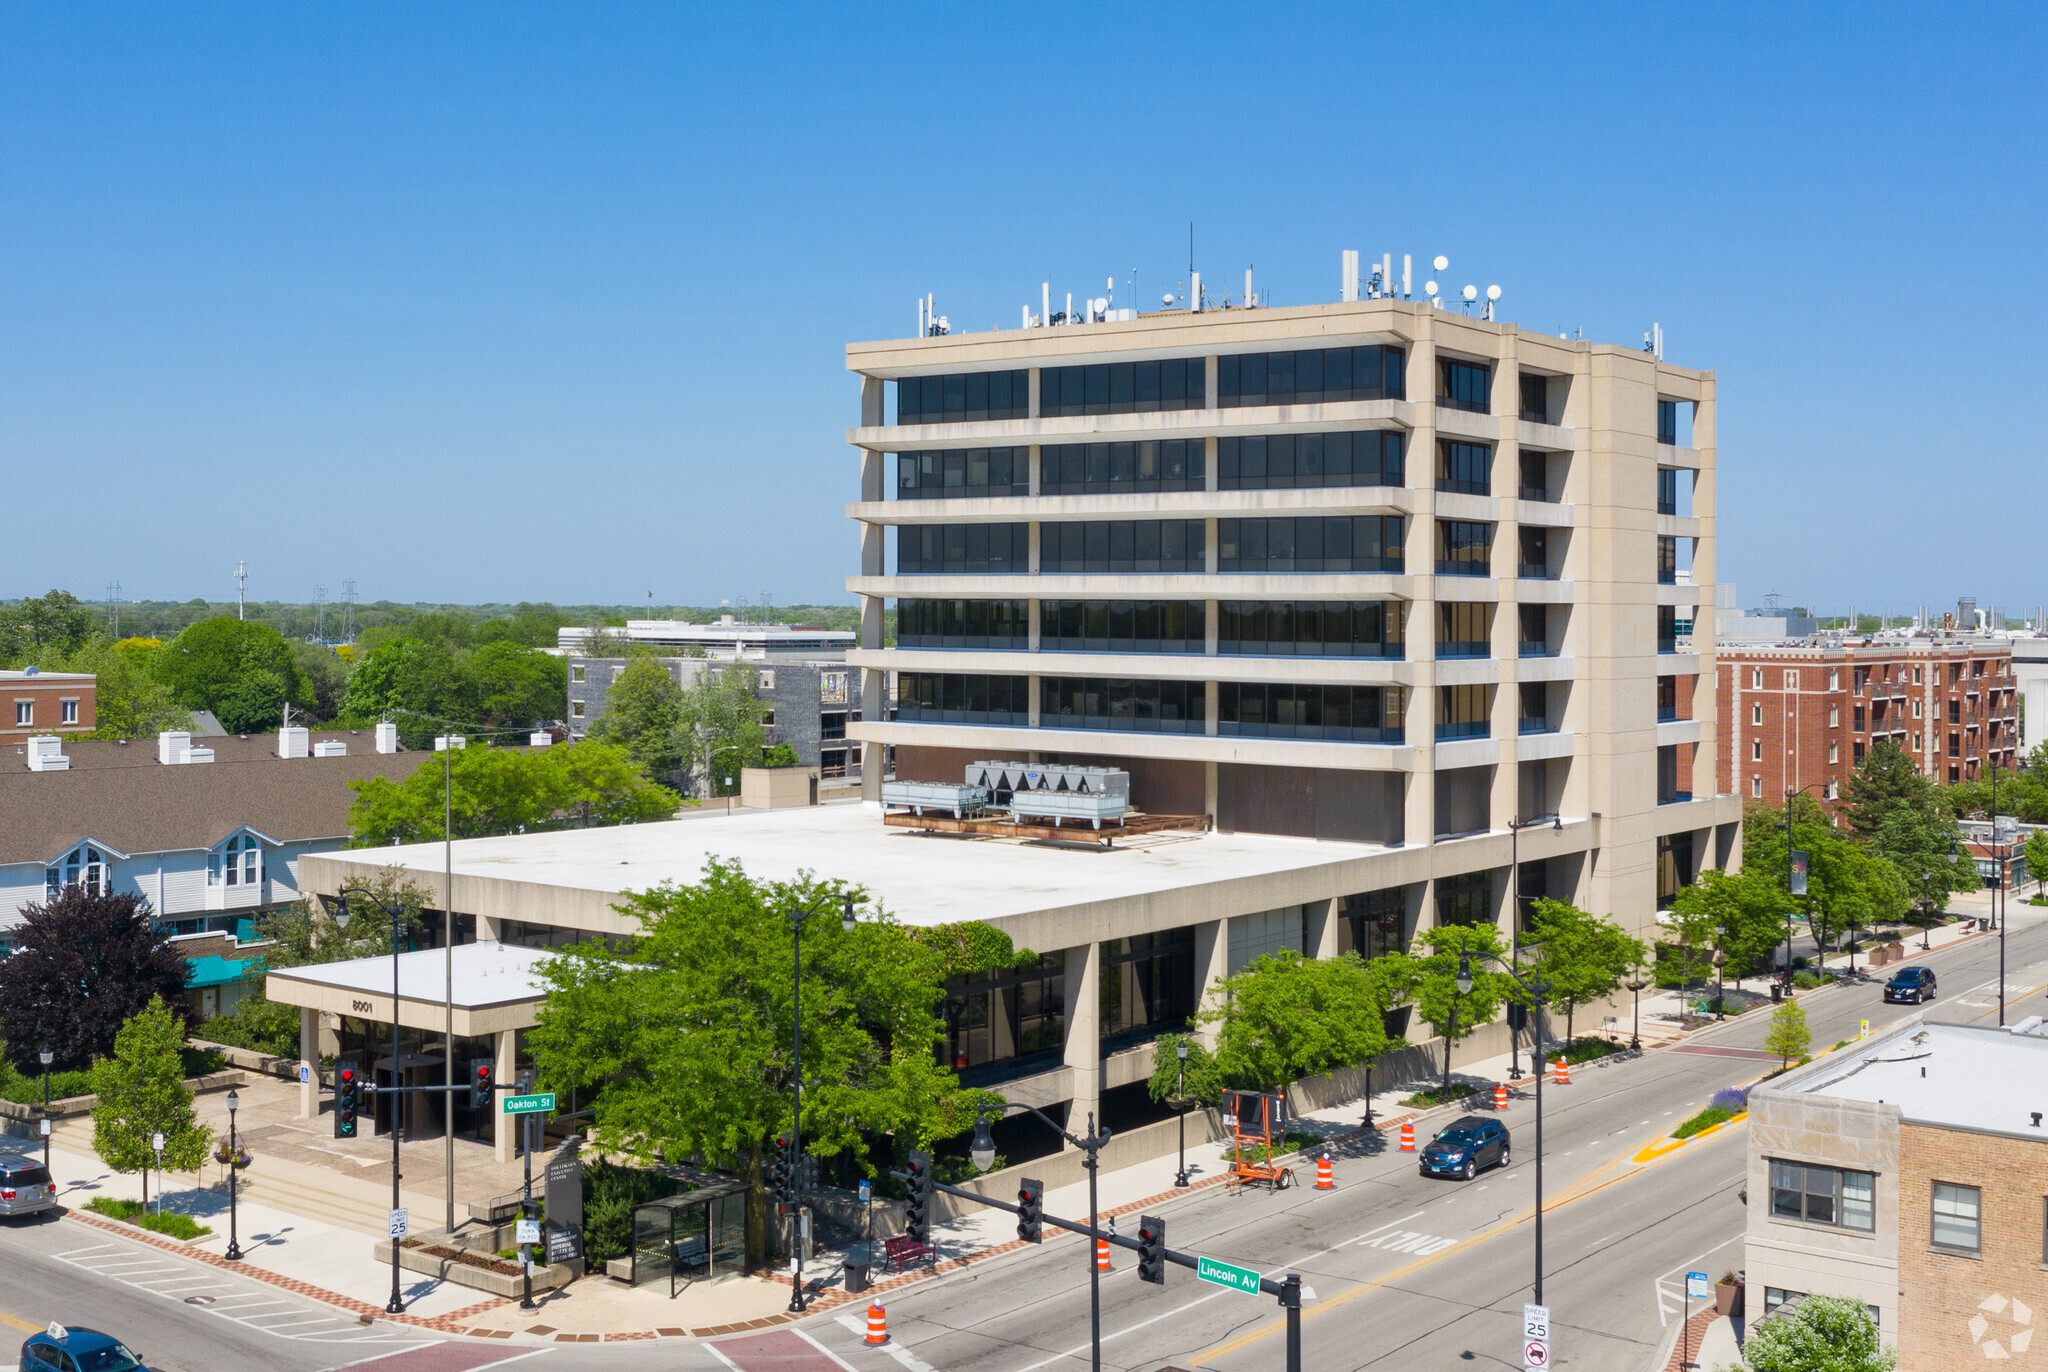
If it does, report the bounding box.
[1196,1255,1261,1294]
[501,1092,556,1116]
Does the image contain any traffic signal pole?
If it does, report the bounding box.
[893,1169,1304,1372]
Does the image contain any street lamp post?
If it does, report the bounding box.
[1625,970,1647,1052]
[38,1046,53,1170]
[782,892,858,1314]
[1173,1038,1191,1189]
[333,883,410,1315]
[223,1088,243,1261]
[971,1105,1113,1372]
[1711,950,1728,1021]
[1505,814,1563,1080]
[1460,950,1547,1305]
[1921,872,1932,951]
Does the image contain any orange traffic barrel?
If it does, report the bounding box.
[865,1303,888,1345]
[1314,1153,1334,1189]
[1492,1082,1509,1110]
[1399,1120,1416,1151]
[1554,1057,1571,1085]
[1096,1237,1112,1271]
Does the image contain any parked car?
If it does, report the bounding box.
[0,1156,58,1219]
[1418,1116,1511,1180]
[20,1324,158,1372]
[1883,966,1937,1004]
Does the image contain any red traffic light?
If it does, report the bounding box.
[340,1068,355,1082]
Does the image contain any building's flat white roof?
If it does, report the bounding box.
[1796,1022,2048,1138]
[331,802,1393,929]
[267,940,554,1010]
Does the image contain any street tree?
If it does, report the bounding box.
[1728,1293,1895,1372]
[346,740,678,845]
[256,867,432,967]
[1844,740,1976,910]
[1381,923,1513,1097]
[586,657,686,783]
[1146,1033,1224,1109]
[89,996,215,1207]
[0,889,193,1073]
[465,640,567,729]
[1664,868,1793,984]
[1521,899,1644,1042]
[526,860,995,1268]
[0,589,99,665]
[1840,739,1935,842]
[1200,950,1392,1092]
[1744,793,1913,961]
[1764,1000,1811,1068]
[153,616,307,728]
[45,639,191,739]
[2025,830,2048,900]
[673,659,766,794]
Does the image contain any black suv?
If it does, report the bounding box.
[1418,1116,1510,1180]
[1883,966,1937,1004]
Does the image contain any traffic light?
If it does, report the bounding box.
[334,1063,359,1139]
[469,1058,494,1110]
[771,1132,793,1202]
[1137,1214,1166,1285]
[906,1150,932,1244]
[1016,1177,1043,1244]
[799,1154,819,1195]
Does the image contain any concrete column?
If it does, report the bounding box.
[1204,435,1218,491]
[1306,899,1340,961]
[477,915,504,942]
[1062,943,1101,1140]
[1204,519,1219,574]
[1029,522,1042,574]
[492,1027,518,1164]
[1028,367,1042,419]
[1689,374,1720,801]
[1205,681,1219,736]
[861,667,886,801]
[1204,355,1219,410]
[1028,598,1042,651]
[298,1007,318,1119]
[860,446,886,504]
[861,375,884,429]
[1028,676,1042,727]
[1191,920,1229,1048]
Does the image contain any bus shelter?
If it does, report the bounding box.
[631,1181,747,1296]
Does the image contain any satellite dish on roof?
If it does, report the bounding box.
[1486,285,1502,301]
[1433,255,1449,271]
[1424,281,1439,298]
[1462,284,1478,302]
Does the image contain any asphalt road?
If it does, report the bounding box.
[5,911,2041,1372]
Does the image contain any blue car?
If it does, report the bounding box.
[1418,1116,1511,1180]
[20,1324,157,1372]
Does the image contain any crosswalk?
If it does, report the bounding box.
[48,1240,433,1349]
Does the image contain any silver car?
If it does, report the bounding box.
[0,1158,58,1218]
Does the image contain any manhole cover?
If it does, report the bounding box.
[183,1296,216,1305]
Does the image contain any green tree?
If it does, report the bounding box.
[1146,1032,1224,1109]
[336,637,465,743]
[1845,740,1977,910]
[1730,1293,1895,1372]
[52,639,192,739]
[89,996,215,1206]
[0,889,194,1073]
[1383,923,1513,1096]
[1201,950,1392,1092]
[0,590,99,665]
[153,617,306,725]
[587,657,686,782]
[255,867,432,968]
[346,740,678,846]
[290,640,350,720]
[2026,830,2048,899]
[1665,868,1793,985]
[1522,899,1644,1041]
[465,641,567,729]
[1841,738,1935,842]
[1745,794,1913,962]
[1764,999,1811,1067]
[526,860,992,1267]
[676,659,766,795]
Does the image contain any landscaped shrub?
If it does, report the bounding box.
[580,1158,683,1264]
[1672,1104,1733,1139]
[1399,1083,1478,1109]
[1710,1087,1748,1113]
[83,1195,212,1240]
[1556,1037,1620,1065]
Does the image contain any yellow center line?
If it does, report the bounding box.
[1,1309,41,1335]
[1190,1120,1749,1366]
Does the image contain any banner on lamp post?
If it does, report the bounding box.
[1789,850,1810,896]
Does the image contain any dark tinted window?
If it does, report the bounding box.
[895,599,1029,648]
[1437,683,1495,739]
[1217,683,1404,743]
[1041,521,1205,574]
[1658,399,1679,444]
[1434,521,1495,576]
[74,1348,143,1372]
[894,673,1030,726]
[1041,601,1206,654]
[895,448,1029,499]
[1438,358,1492,413]
[1218,346,1405,407]
[1217,517,1405,573]
[1041,440,1204,494]
[895,371,1028,425]
[1042,359,1205,416]
[1519,372,1550,423]
[1218,601,1406,658]
[4,1164,51,1185]
[895,524,1029,575]
[1436,440,1493,495]
[1218,430,1404,490]
[1041,678,1205,734]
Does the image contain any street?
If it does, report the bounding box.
[3,913,2042,1372]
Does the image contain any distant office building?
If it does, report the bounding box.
[557,616,853,659]
[1716,639,2017,800]
[1,668,95,747]
[2013,637,2048,755]
[565,656,865,787]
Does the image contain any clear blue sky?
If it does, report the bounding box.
[4,3,2042,616]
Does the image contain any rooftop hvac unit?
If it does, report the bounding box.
[374,721,399,754]
[434,735,466,751]
[880,779,990,818]
[313,740,348,758]
[529,732,553,748]
[278,725,310,759]
[180,746,215,764]
[158,730,192,765]
[25,735,69,772]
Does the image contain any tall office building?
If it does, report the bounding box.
[846,281,1742,944]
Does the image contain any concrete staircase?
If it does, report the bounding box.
[235,1154,445,1238]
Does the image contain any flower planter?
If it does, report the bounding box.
[1715,1280,1743,1317]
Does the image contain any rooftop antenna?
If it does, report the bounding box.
[234,560,248,620]
[1460,284,1478,314]
[105,581,121,637]
[1483,284,1501,321]
[1402,254,1411,299]
[1244,265,1255,308]
[761,590,773,622]
[341,578,357,644]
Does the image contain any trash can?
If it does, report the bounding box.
[844,1260,871,1294]
[1770,981,1783,1002]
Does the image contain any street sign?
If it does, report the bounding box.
[1524,1338,1550,1368]
[1686,1271,1710,1299]
[1859,1019,1870,1039]
[388,1208,409,1239]
[857,1179,871,1203]
[1524,1304,1550,1341]
[500,1092,556,1116]
[515,1219,540,1245]
[298,1064,310,1084]
[1196,1255,1262,1294]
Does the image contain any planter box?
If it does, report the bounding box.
[1715,1281,1744,1317]
[372,1240,575,1299]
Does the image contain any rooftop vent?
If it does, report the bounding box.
[313,740,348,758]
[529,732,553,748]
[25,735,68,772]
[278,726,309,760]
[374,721,399,754]
[157,730,191,764]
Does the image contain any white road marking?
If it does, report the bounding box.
[702,1342,743,1372]
[834,1314,942,1372]
[1653,1234,1745,1327]
[794,1327,862,1372]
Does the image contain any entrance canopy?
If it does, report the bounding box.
[265,939,554,1037]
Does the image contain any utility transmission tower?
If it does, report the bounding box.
[314,585,327,642]
[341,579,357,644]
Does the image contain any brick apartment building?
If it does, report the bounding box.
[1716,638,2016,803]
[1747,1021,2048,1360]
[1,668,95,746]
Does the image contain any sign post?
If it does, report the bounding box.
[1523,1303,1550,1369]
[1684,1271,1709,1370]
[388,1207,409,1239]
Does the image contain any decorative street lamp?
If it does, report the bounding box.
[1459,950,1549,1306]
[1624,969,1648,1053]
[1172,1038,1192,1189]
[1711,950,1728,1021]
[38,1046,53,1170]
[972,1104,1113,1372]
[223,1088,244,1261]
[333,884,410,1315]
[781,891,859,1313]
